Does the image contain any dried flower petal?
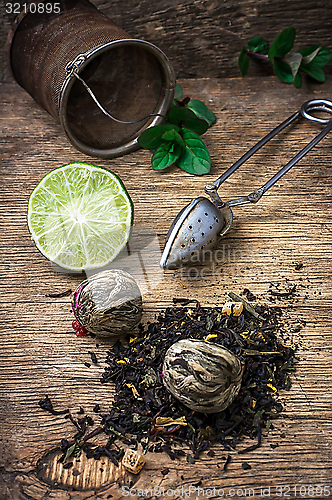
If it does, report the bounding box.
[222,301,243,316]
[122,449,145,474]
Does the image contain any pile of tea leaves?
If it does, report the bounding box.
[39,294,297,467]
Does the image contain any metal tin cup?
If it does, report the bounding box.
[7,0,175,158]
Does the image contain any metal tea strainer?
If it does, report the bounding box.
[160,99,332,270]
[7,0,175,158]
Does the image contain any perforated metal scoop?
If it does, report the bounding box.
[160,99,332,270]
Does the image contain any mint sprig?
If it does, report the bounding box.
[139,84,216,175]
[239,28,332,88]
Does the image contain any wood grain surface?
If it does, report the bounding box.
[1,76,332,499]
[2,0,332,83]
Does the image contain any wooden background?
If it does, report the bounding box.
[2,0,332,82]
[1,0,332,499]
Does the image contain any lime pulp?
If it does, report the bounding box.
[27,163,133,271]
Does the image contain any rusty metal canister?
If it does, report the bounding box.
[7,0,175,158]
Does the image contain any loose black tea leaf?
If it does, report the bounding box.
[223,454,232,471]
[88,351,98,364]
[62,461,74,469]
[38,395,69,416]
[242,289,257,302]
[269,285,296,298]
[39,294,298,468]
[242,462,252,470]
[99,298,295,457]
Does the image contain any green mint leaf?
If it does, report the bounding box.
[162,129,186,146]
[273,59,294,83]
[299,45,321,65]
[312,46,332,67]
[299,45,332,67]
[300,62,325,82]
[139,124,180,150]
[152,141,182,170]
[293,72,302,88]
[168,107,197,125]
[182,118,209,135]
[247,37,269,55]
[238,47,250,76]
[174,84,183,101]
[177,128,211,175]
[169,105,210,134]
[268,27,296,62]
[299,45,320,58]
[284,52,302,78]
[187,99,216,127]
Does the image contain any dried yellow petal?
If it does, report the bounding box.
[155,416,187,429]
[125,383,141,398]
[204,334,218,341]
[222,301,243,316]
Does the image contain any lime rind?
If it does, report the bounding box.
[27,163,133,271]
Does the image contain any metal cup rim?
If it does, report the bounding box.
[59,38,176,158]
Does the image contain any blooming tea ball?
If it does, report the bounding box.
[72,269,142,337]
[162,339,243,413]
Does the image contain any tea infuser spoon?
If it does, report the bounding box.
[160,99,332,270]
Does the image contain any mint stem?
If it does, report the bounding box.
[246,49,269,60]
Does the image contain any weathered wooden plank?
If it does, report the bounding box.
[1,418,332,499]
[2,0,332,83]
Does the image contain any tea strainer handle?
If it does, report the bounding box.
[205,99,332,208]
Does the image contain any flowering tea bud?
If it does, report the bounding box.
[162,339,243,413]
[72,269,142,337]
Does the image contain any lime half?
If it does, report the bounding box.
[27,163,133,271]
